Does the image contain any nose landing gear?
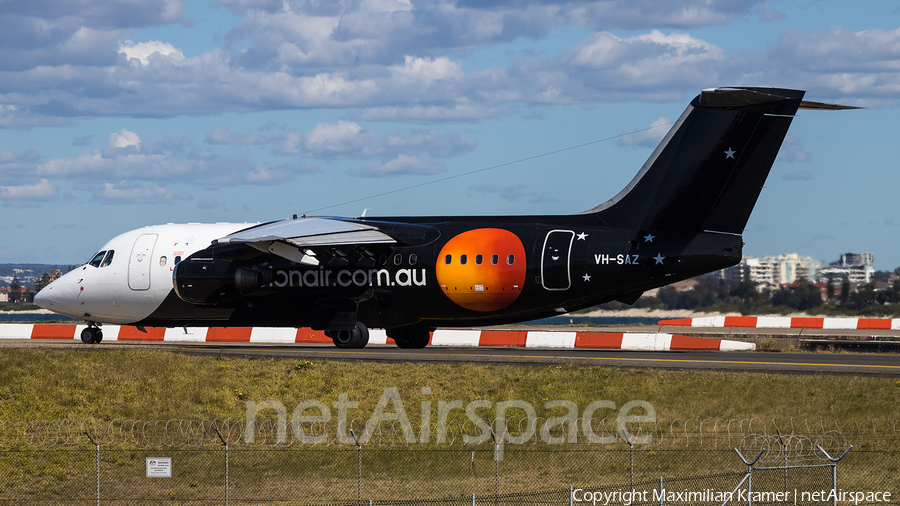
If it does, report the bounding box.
[80,325,103,344]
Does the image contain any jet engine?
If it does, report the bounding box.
[173,259,272,304]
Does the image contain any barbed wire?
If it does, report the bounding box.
[0,418,895,452]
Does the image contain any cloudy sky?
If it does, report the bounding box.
[1,0,899,270]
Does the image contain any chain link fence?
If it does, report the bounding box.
[0,418,897,504]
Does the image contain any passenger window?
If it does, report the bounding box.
[175,256,182,264]
[475,254,483,265]
[444,254,452,265]
[159,256,167,267]
[507,254,515,265]
[393,254,402,265]
[88,251,106,268]
[409,254,417,266]
[460,254,467,265]
[100,250,115,267]
[491,254,499,265]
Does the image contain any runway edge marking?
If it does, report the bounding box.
[2,324,755,351]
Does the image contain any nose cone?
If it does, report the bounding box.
[33,286,50,309]
[33,271,83,318]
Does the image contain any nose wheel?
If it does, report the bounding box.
[80,327,103,344]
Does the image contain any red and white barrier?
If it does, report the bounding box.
[658,316,900,330]
[0,324,754,351]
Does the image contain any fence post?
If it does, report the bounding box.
[620,427,635,489]
[350,429,362,506]
[215,427,237,506]
[489,427,505,506]
[776,429,792,501]
[659,477,663,506]
[816,445,853,506]
[84,427,108,506]
[731,448,765,506]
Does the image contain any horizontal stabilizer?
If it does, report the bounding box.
[798,100,863,111]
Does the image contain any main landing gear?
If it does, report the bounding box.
[386,326,431,349]
[326,322,369,349]
[80,325,103,344]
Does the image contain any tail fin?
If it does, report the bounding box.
[584,87,806,235]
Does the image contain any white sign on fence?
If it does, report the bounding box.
[146,458,172,478]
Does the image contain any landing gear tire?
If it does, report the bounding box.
[327,322,369,349]
[80,327,102,344]
[388,327,431,349]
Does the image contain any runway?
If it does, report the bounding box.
[1,337,898,376]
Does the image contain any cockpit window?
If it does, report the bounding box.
[100,250,115,267]
[88,251,107,268]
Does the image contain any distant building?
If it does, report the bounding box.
[718,254,820,288]
[817,252,875,286]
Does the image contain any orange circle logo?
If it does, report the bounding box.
[435,228,527,312]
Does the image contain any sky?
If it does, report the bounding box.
[1,0,899,270]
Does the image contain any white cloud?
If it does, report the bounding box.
[467,183,550,204]
[616,117,672,148]
[108,128,141,149]
[304,121,377,157]
[357,103,498,123]
[3,1,900,132]
[0,179,58,201]
[390,56,463,84]
[777,135,811,163]
[93,183,192,204]
[119,40,185,65]
[567,30,724,82]
[205,126,273,145]
[275,121,476,160]
[349,155,444,177]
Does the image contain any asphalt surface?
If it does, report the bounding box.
[1,337,898,376]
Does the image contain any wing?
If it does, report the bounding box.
[213,217,437,265]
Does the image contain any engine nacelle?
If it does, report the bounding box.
[173,259,272,304]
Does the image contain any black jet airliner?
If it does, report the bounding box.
[35,87,852,348]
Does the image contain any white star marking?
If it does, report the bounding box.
[643,234,655,242]
[724,147,736,159]
[653,253,665,265]
[582,273,591,281]
[576,232,588,241]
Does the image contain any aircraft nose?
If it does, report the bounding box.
[33,272,81,316]
[33,286,50,309]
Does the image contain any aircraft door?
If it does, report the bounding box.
[128,233,158,291]
[541,230,574,290]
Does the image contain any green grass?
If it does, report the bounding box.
[0,348,898,424]
[1,349,898,503]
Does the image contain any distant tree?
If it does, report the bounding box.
[826,275,835,301]
[8,274,21,303]
[33,273,52,293]
[772,283,822,311]
[840,279,851,306]
[846,283,877,310]
[729,282,759,303]
[873,270,891,282]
